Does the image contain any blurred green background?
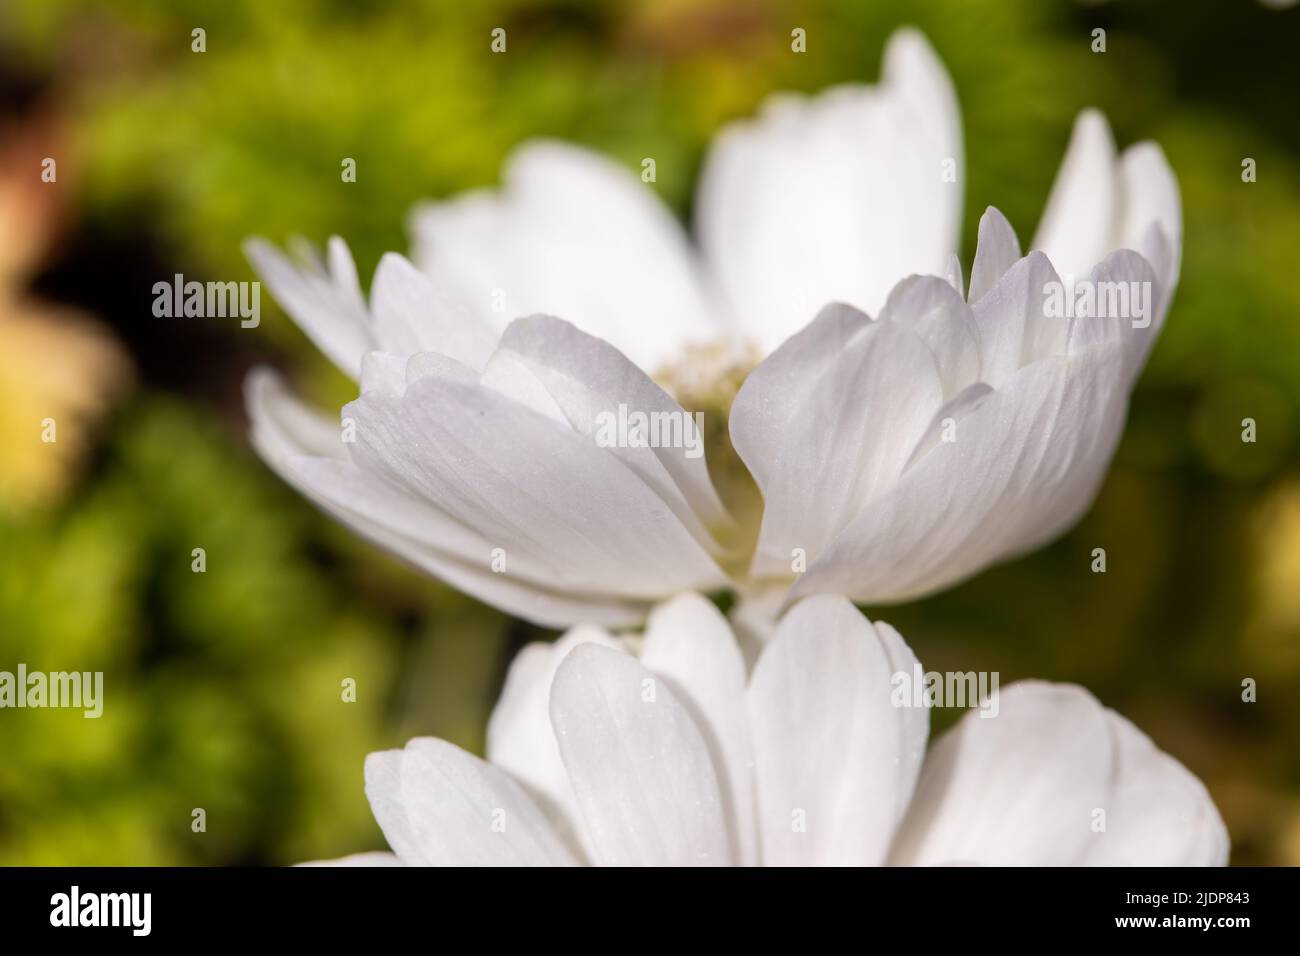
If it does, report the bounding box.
[0,0,1297,864]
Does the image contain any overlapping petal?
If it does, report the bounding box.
[549,643,733,866]
[244,236,373,379]
[748,595,927,865]
[888,681,1228,866]
[486,624,625,855]
[328,595,1226,867]
[786,335,1130,604]
[408,140,720,371]
[730,303,946,580]
[363,738,578,866]
[1032,109,1182,343]
[697,28,962,352]
[732,194,1167,607]
[640,592,756,864]
[246,366,661,627]
[246,314,731,628]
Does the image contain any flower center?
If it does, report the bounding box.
[654,339,764,576]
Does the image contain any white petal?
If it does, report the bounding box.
[890,682,1114,865]
[972,251,1067,389]
[1117,143,1182,366]
[244,236,374,380]
[697,28,962,353]
[640,592,756,865]
[1118,142,1182,295]
[730,303,869,496]
[1031,109,1118,287]
[369,252,497,370]
[890,682,1228,866]
[549,644,733,866]
[1065,248,1159,385]
[942,253,965,297]
[490,315,732,537]
[731,303,945,579]
[1029,115,1181,378]
[747,595,928,865]
[791,340,1130,604]
[343,372,731,602]
[406,350,480,388]
[408,140,716,370]
[877,275,982,399]
[244,366,347,463]
[280,455,655,628]
[1131,223,1174,353]
[1078,711,1229,866]
[486,625,626,857]
[364,738,578,866]
[479,348,569,425]
[903,382,994,472]
[359,350,409,395]
[247,368,653,627]
[967,206,1022,304]
[1027,112,1182,383]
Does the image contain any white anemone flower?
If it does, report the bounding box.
[304,593,1227,867]
[245,28,1180,627]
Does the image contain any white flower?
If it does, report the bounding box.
[304,593,1227,867]
[245,28,1180,627]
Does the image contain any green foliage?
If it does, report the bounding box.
[0,401,401,863]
